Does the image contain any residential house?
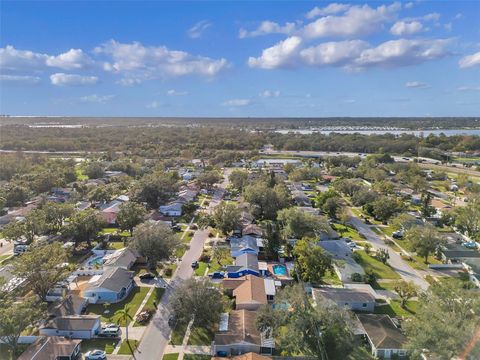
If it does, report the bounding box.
[318,240,365,283]
[159,202,183,217]
[232,275,267,310]
[242,224,263,238]
[213,310,274,356]
[17,337,81,360]
[312,286,376,312]
[83,267,134,304]
[263,278,277,302]
[103,247,138,270]
[99,200,123,224]
[40,315,101,339]
[229,235,259,258]
[357,314,408,359]
[48,294,87,318]
[212,353,271,360]
[226,253,260,278]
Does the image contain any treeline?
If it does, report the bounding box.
[1,124,479,156]
[1,116,479,129]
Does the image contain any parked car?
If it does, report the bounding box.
[392,230,404,239]
[208,271,225,279]
[98,327,120,338]
[364,218,371,225]
[139,272,156,280]
[191,261,199,269]
[102,323,119,331]
[85,350,107,360]
[136,310,153,324]
[168,315,177,328]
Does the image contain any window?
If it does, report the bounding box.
[362,303,367,307]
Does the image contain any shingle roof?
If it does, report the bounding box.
[214,310,261,346]
[48,294,87,318]
[103,248,138,269]
[313,287,376,304]
[17,337,81,360]
[43,315,100,331]
[357,314,406,350]
[86,267,133,292]
[233,275,267,306]
[235,253,259,271]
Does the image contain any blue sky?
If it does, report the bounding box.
[1,1,479,117]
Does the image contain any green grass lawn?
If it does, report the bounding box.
[183,355,211,360]
[133,287,165,326]
[321,270,342,286]
[161,263,177,278]
[0,254,12,264]
[174,244,189,259]
[0,344,29,360]
[87,286,150,326]
[163,354,179,360]
[118,339,139,355]
[170,322,188,345]
[75,166,88,181]
[100,227,118,234]
[81,338,118,354]
[194,261,208,276]
[375,300,418,317]
[354,251,401,280]
[332,223,364,240]
[106,241,126,250]
[373,280,398,291]
[208,248,233,272]
[187,325,216,345]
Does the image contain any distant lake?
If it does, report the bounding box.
[274,128,480,136]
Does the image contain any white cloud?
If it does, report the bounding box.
[248,36,302,69]
[302,2,401,39]
[454,13,463,20]
[355,39,451,68]
[390,21,423,36]
[46,49,93,70]
[0,74,41,84]
[222,99,251,107]
[80,94,115,103]
[167,89,189,96]
[405,2,414,9]
[260,90,281,98]
[50,73,98,86]
[405,81,431,89]
[459,51,480,69]
[239,21,296,38]
[305,3,351,19]
[187,20,212,39]
[423,13,440,22]
[146,101,161,109]
[249,38,451,70]
[95,40,229,81]
[0,45,48,71]
[300,40,369,66]
[458,86,480,92]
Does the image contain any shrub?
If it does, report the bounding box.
[351,272,363,282]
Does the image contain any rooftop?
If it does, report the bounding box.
[357,314,406,350]
[17,337,81,360]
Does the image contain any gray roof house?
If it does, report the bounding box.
[83,267,135,304]
[40,315,101,339]
[103,247,138,270]
[318,240,365,283]
[18,336,81,360]
[48,294,87,318]
[312,286,376,312]
[357,314,408,359]
[226,253,260,278]
[229,235,259,258]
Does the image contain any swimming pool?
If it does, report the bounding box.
[273,264,287,276]
[86,255,105,267]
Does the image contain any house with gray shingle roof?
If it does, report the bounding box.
[83,267,134,304]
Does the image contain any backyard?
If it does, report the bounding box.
[374,300,419,317]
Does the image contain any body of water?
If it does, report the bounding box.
[275,128,480,136]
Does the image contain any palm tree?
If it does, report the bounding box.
[115,304,133,343]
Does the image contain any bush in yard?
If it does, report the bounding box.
[351,272,363,282]
[351,252,361,262]
[364,243,372,254]
[199,253,210,262]
[363,269,377,285]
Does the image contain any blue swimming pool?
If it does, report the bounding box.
[273,264,287,276]
[86,255,105,267]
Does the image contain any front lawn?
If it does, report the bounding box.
[374,300,418,317]
[164,354,179,360]
[321,270,342,286]
[87,286,150,326]
[170,322,188,345]
[332,223,364,240]
[133,287,165,326]
[354,251,400,280]
[118,339,139,355]
[0,254,12,264]
[194,261,208,276]
[187,325,216,345]
[81,338,118,354]
[184,355,211,360]
[174,244,189,259]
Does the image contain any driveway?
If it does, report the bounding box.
[133,170,229,360]
[348,215,429,290]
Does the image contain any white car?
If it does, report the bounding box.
[85,349,107,360]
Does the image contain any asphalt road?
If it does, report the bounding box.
[132,171,228,360]
[348,214,429,290]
